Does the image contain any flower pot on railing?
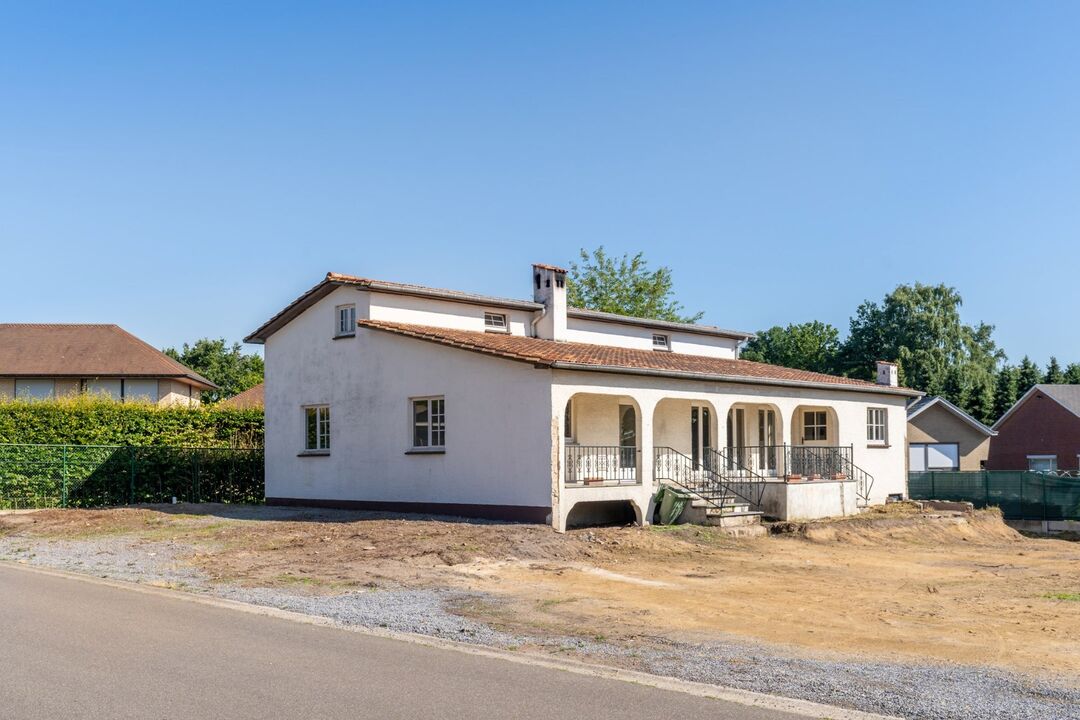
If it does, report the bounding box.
[786,474,804,484]
[584,477,604,486]
[832,473,847,481]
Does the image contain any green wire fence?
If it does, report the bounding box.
[909,470,1080,521]
[0,443,264,509]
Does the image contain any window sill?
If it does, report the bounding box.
[298,450,330,457]
[405,448,446,455]
[866,443,890,449]
[333,333,356,340]
[484,328,510,335]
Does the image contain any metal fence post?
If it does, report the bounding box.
[930,471,936,498]
[129,447,136,505]
[61,445,68,508]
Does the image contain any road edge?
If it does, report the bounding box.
[1,560,898,720]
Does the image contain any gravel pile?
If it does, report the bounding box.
[3,535,1077,720]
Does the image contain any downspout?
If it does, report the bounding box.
[530,306,547,338]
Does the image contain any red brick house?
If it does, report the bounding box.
[987,384,1080,473]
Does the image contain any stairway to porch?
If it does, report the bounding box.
[653,446,767,527]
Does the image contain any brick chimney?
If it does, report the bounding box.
[876,360,898,387]
[531,263,567,340]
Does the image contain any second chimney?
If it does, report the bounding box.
[876,361,899,387]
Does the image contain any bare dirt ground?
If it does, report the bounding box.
[1,502,1077,687]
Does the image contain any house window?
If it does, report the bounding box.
[1027,455,1057,473]
[336,304,356,337]
[304,406,331,451]
[909,443,959,471]
[803,410,828,442]
[484,312,508,332]
[412,397,446,448]
[866,408,888,444]
[652,334,670,351]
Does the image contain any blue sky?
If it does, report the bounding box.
[2,2,1078,366]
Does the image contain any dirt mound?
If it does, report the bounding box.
[774,507,1023,546]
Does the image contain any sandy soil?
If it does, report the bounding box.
[2,503,1078,683]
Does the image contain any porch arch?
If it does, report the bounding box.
[725,401,785,476]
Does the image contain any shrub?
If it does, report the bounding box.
[0,396,263,448]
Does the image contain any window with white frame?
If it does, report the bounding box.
[484,312,508,332]
[336,304,356,337]
[304,406,330,451]
[866,407,888,444]
[909,443,959,471]
[803,410,828,442]
[412,397,445,448]
[652,334,670,351]
[1027,455,1057,473]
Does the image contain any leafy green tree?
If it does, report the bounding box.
[838,284,1004,414]
[1045,356,1065,384]
[566,247,703,323]
[164,338,264,404]
[992,365,1019,421]
[1065,363,1080,384]
[1017,356,1042,396]
[741,321,841,374]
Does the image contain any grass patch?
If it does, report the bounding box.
[1044,592,1080,602]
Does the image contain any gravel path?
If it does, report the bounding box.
[2,536,1077,720]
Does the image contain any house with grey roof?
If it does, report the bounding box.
[906,396,996,472]
[987,384,1080,473]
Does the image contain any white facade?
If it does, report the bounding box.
[251,264,918,530]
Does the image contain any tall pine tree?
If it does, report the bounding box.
[992,365,1020,421]
[1066,363,1080,385]
[1045,357,1065,384]
[1017,356,1042,395]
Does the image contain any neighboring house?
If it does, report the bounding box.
[906,396,996,472]
[987,384,1080,473]
[0,324,215,406]
[221,382,264,409]
[246,264,920,531]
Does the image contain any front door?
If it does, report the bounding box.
[619,404,637,469]
[756,409,777,474]
[691,405,712,469]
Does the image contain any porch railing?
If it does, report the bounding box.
[726,444,875,506]
[654,446,766,511]
[565,445,639,486]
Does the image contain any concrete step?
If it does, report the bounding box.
[703,509,764,528]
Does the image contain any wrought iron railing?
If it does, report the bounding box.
[654,446,766,511]
[709,448,769,506]
[564,445,639,486]
[722,444,875,507]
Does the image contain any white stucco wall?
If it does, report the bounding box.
[264,287,554,511]
[759,480,859,521]
[368,291,534,336]
[564,317,739,357]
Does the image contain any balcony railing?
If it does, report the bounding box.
[565,445,639,486]
[723,444,853,478]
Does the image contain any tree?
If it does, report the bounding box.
[1017,356,1042,396]
[838,284,1004,413]
[164,338,264,404]
[1066,363,1080,385]
[741,321,841,374]
[992,365,1019,421]
[1045,356,1065,384]
[566,247,703,323]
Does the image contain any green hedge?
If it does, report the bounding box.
[0,397,263,448]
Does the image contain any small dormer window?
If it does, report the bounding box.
[336,304,356,337]
[484,312,508,332]
[652,334,670,351]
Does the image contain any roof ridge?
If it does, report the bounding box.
[357,320,918,396]
[108,325,214,386]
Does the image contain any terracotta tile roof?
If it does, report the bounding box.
[220,382,264,409]
[358,320,920,396]
[0,324,216,389]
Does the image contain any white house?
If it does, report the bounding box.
[246,264,919,531]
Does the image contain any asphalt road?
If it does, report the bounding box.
[0,564,815,720]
